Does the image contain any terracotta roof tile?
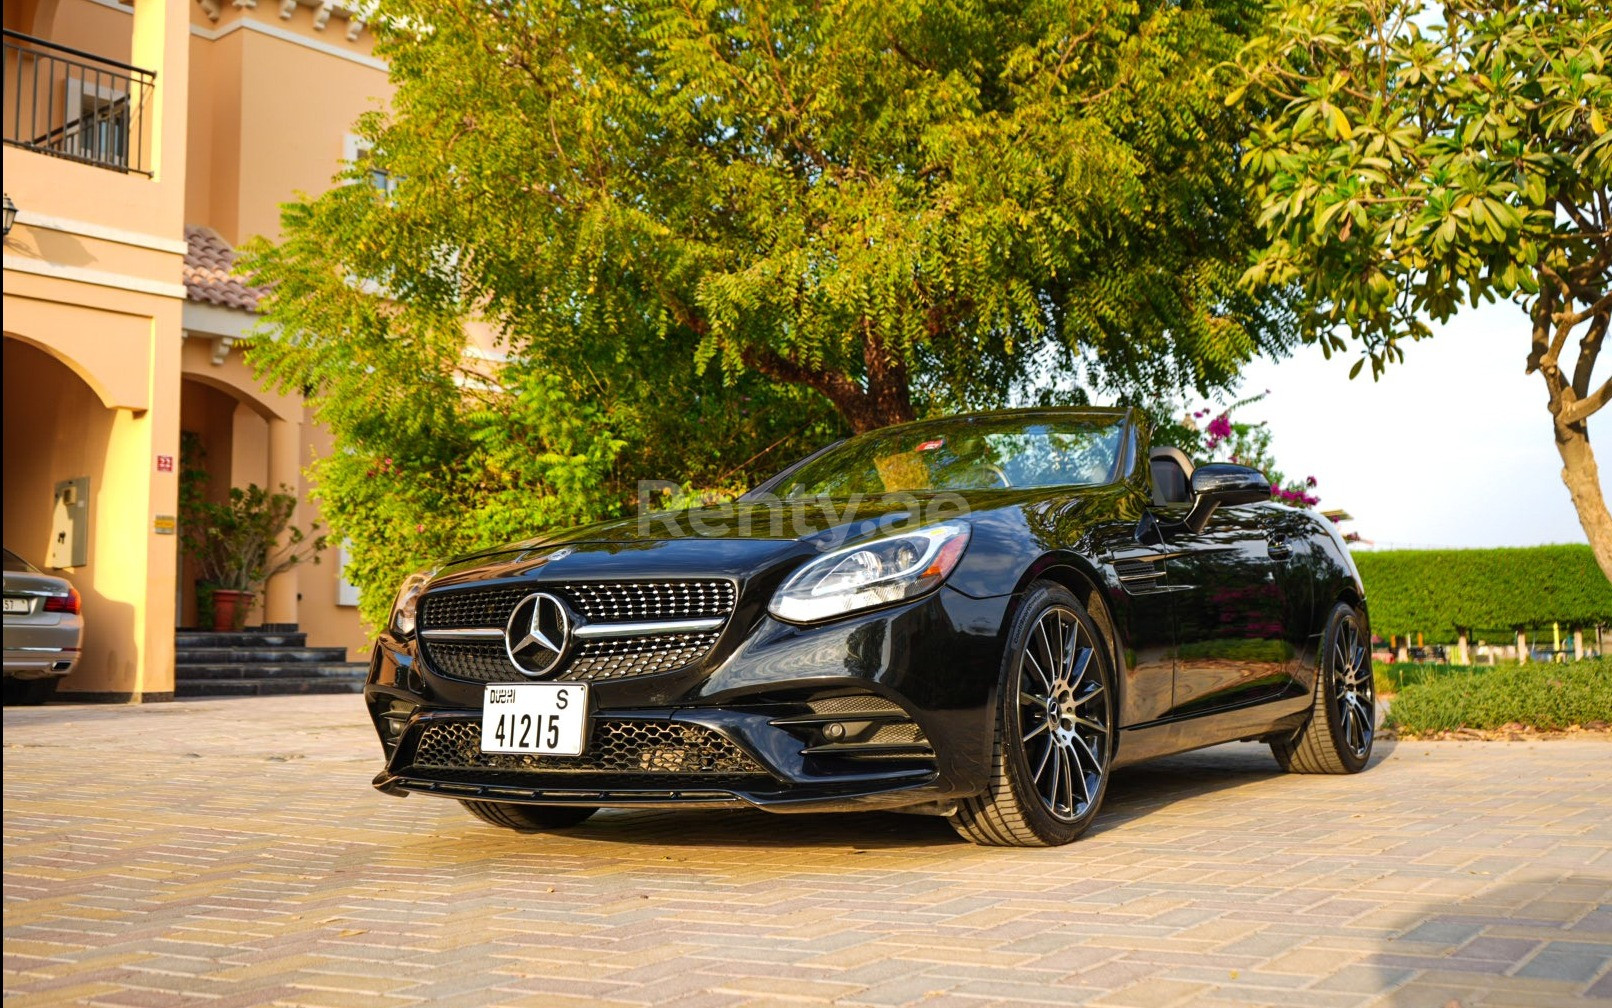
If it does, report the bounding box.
[183,226,268,311]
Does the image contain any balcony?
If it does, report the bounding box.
[3,29,155,176]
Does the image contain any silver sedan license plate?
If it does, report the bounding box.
[480,682,589,756]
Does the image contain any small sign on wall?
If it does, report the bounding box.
[153,515,177,535]
[156,455,174,472]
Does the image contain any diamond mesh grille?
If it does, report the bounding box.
[419,632,725,684]
[419,580,736,629]
[563,632,721,682]
[416,579,736,683]
[412,719,766,776]
[417,640,523,682]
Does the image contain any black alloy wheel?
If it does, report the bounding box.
[1272,602,1375,774]
[953,582,1115,846]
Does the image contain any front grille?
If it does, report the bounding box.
[412,719,767,777]
[418,640,522,682]
[417,579,737,684]
[419,632,725,684]
[564,632,721,681]
[419,580,737,629]
[420,588,528,629]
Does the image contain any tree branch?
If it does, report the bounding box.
[1560,376,1611,425]
[1572,310,1607,399]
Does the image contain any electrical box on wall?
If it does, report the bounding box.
[48,477,90,569]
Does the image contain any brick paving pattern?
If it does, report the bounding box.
[4,696,1609,1007]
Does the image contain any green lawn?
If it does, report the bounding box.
[1385,658,1612,735]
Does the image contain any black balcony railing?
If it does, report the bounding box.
[3,29,155,176]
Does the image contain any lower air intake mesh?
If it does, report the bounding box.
[412,719,767,776]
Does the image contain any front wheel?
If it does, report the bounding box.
[952,583,1116,847]
[1271,602,1375,774]
[460,800,597,832]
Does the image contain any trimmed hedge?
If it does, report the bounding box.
[1386,658,1612,733]
[1354,545,1612,639]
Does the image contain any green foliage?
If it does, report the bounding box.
[1355,546,1612,638]
[1234,0,1610,372]
[1233,0,1612,573]
[278,0,1291,433]
[1148,392,1320,505]
[1387,659,1612,733]
[1374,661,1485,696]
[177,457,327,596]
[246,0,1305,629]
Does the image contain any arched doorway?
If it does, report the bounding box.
[175,375,281,627]
[1,335,139,695]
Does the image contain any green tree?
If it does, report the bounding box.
[246,191,833,630]
[274,0,1290,436]
[1233,0,1612,578]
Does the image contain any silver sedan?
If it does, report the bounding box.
[3,548,82,704]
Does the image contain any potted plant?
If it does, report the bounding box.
[179,440,326,631]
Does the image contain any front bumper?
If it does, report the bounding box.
[365,587,1012,813]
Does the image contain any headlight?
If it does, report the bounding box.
[390,569,434,636]
[769,523,971,623]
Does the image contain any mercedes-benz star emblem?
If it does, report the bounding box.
[505,592,571,677]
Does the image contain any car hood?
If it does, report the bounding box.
[426,487,1097,592]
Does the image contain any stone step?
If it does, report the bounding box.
[174,675,367,698]
[176,630,310,649]
[174,647,352,665]
[174,663,370,681]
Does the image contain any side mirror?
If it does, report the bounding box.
[1182,463,1270,533]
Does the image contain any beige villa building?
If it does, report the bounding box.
[4,0,391,700]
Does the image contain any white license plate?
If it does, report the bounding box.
[480,683,589,756]
[2,598,28,615]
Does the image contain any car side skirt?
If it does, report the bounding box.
[1113,694,1313,769]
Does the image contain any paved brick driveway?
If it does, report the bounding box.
[4,696,1609,1008]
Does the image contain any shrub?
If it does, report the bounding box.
[1354,546,1612,640]
[1387,659,1612,734]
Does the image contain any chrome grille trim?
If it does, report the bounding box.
[572,617,725,639]
[420,627,503,640]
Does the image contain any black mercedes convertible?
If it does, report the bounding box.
[365,407,1375,846]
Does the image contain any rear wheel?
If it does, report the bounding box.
[1271,602,1375,774]
[2,676,60,706]
[459,801,597,832]
[952,583,1115,847]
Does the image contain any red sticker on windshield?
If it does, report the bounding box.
[916,439,945,451]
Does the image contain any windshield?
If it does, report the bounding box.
[771,413,1127,498]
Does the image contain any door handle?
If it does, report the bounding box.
[1267,533,1292,561]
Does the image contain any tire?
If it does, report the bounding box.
[459,801,598,832]
[1271,602,1375,774]
[2,676,60,706]
[952,582,1116,847]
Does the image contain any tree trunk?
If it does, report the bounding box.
[1552,413,1612,581]
[742,329,916,434]
[1529,265,1611,581]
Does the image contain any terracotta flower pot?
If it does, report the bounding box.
[211,589,255,632]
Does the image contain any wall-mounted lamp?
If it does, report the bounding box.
[2,194,16,237]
